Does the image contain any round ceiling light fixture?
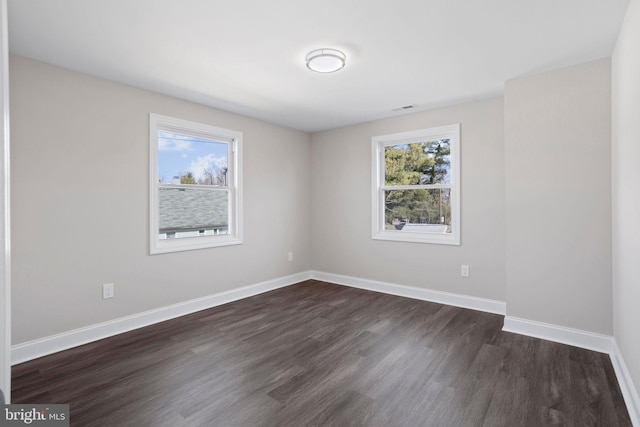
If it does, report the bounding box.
[306,48,346,73]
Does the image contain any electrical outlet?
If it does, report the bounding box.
[461,265,470,277]
[102,283,114,299]
[288,251,294,262]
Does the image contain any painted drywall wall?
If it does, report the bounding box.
[504,59,612,334]
[310,98,505,301]
[612,0,640,403]
[10,55,311,344]
[0,0,10,402]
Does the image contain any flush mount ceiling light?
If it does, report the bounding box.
[306,48,346,73]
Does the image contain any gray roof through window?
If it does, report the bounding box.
[159,187,228,232]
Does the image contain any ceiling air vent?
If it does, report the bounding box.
[391,104,417,112]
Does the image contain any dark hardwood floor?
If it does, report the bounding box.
[12,280,632,426]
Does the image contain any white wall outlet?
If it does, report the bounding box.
[461,265,470,277]
[102,283,114,299]
[288,251,294,262]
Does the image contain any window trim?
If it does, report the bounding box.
[371,124,460,245]
[149,113,243,254]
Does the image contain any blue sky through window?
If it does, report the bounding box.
[158,131,228,185]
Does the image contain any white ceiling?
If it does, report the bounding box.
[7,0,630,132]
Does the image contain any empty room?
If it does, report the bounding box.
[0,0,639,426]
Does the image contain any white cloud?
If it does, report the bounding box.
[158,132,193,152]
[189,154,227,183]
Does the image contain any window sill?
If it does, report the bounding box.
[150,235,242,255]
[372,231,460,246]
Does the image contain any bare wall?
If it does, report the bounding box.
[10,55,311,344]
[310,98,505,301]
[504,59,612,334]
[612,0,640,402]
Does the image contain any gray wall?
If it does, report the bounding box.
[10,55,312,344]
[310,98,506,301]
[612,0,640,402]
[10,51,622,356]
[504,59,613,334]
[0,0,10,401]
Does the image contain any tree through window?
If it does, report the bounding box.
[372,124,460,245]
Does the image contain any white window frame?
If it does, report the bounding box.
[371,124,460,245]
[149,114,243,254]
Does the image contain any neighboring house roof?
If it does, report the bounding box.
[159,187,228,232]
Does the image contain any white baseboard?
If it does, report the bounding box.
[11,271,312,365]
[503,317,639,425]
[310,270,506,315]
[502,316,613,354]
[11,270,506,365]
[610,339,640,427]
[10,269,638,426]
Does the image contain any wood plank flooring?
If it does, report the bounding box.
[11,280,632,426]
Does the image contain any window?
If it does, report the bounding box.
[149,114,242,254]
[371,124,460,245]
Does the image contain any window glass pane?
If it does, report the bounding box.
[158,131,229,186]
[158,187,229,240]
[384,140,451,185]
[384,189,452,234]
